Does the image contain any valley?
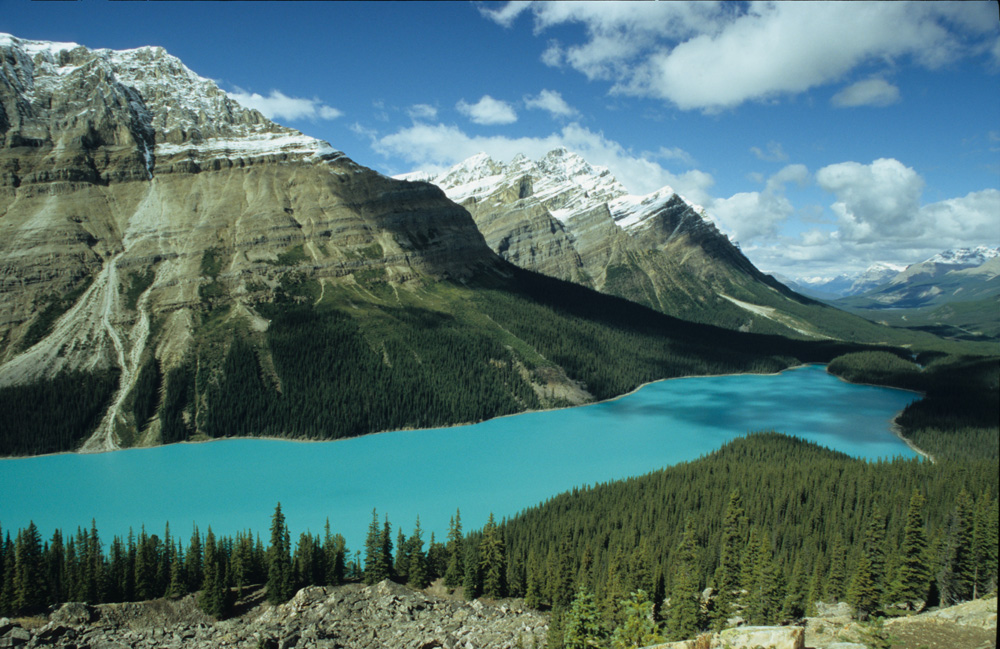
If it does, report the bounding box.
[0,28,997,649]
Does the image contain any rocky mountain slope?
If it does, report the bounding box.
[1,34,867,457]
[401,151,892,341]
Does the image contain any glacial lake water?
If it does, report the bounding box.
[1,365,919,552]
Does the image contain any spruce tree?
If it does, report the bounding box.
[185,525,203,594]
[941,489,975,604]
[479,513,507,599]
[364,508,384,585]
[394,529,409,583]
[563,588,606,649]
[971,493,998,598]
[198,527,231,618]
[463,539,481,600]
[14,522,46,614]
[825,534,847,602]
[892,489,930,609]
[746,531,782,625]
[408,517,429,589]
[665,520,702,641]
[610,589,664,649]
[266,503,293,604]
[444,510,464,588]
[712,489,746,629]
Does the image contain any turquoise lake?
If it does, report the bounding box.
[1,365,919,552]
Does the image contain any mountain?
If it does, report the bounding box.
[785,262,904,299]
[831,247,1000,340]
[0,34,863,457]
[400,150,898,341]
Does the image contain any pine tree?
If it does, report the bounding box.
[712,489,745,629]
[524,550,543,610]
[266,503,293,604]
[848,550,880,620]
[393,529,409,583]
[167,540,187,599]
[364,509,384,585]
[407,517,429,589]
[479,513,507,599]
[746,531,782,625]
[45,529,66,605]
[463,539,481,600]
[185,525,203,594]
[665,520,701,641]
[0,534,16,615]
[941,489,975,604]
[892,489,930,609]
[563,588,606,649]
[444,510,464,588]
[825,534,847,603]
[781,557,807,621]
[610,589,664,649]
[198,527,231,618]
[971,493,998,598]
[14,522,46,614]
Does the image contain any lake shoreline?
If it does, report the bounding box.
[0,362,931,461]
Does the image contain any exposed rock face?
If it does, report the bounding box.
[401,150,825,337]
[0,34,509,451]
[1,581,548,649]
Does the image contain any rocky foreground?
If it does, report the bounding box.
[1,583,996,649]
[0,580,547,649]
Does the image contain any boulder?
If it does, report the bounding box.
[714,625,805,649]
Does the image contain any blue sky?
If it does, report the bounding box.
[3,1,998,278]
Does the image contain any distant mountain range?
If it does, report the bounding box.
[788,247,1000,340]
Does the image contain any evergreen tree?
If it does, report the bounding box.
[825,533,847,603]
[940,489,975,604]
[14,522,46,614]
[44,529,66,605]
[407,517,429,589]
[185,525,203,594]
[444,510,464,588]
[393,529,409,583]
[364,509,384,585]
[665,520,701,641]
[524,550,543,610]
[746,531,782,625]
[610,589,664,649]
[781,557,807,621]
[971,493,998,598]
[266,503,293,604]
[564,588,606,649]
[379,516,394,583]
[167,540,187,599]
[198,527,232,618]
[463,539,481,600]
[712,489,745,629]
[0,534,15,614]
[547,606,566,649]
[892,489,930,609]
[323,521,347,587]
[848,550,880,620]
[479,513,507,599]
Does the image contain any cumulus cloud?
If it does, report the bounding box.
[456,95,518,125]
[482,1,997,111]
[227,89,342,122]
[816,158,924,242]
[524,89,579,118]
[372,121,715,202]
[710,164,809,243]
[831,78,901,107]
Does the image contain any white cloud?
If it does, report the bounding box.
[456,95,518,125]
[710,164,808,243]
[524,89,579,118]
[227,89,342,122]
[816,158,924,242]
[750,141,789,162]
[831,78,901,107]
[372,121,715,202]
[408,104,438,121]
[486,1,996,111]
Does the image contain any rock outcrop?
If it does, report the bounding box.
[0,581,547,649]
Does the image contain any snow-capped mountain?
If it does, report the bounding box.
[789,262,906,299]
[401,150,858,339]
[833,246,1000,311]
